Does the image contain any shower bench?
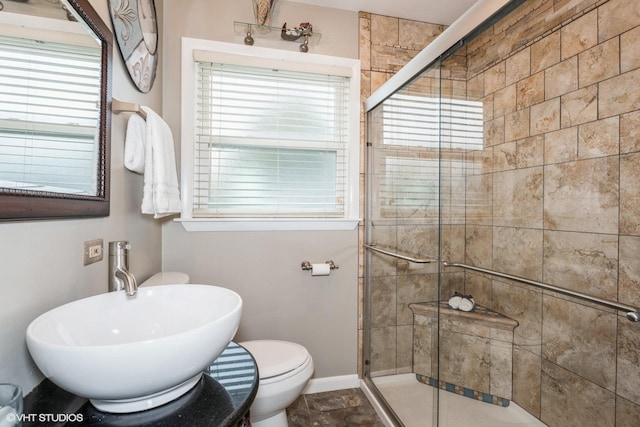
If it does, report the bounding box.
[409,301,518,407]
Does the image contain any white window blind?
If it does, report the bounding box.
[0,34,101,195]
[383,93,483,150]
[194,61,350,217]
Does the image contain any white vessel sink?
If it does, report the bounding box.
[26,284,242,413]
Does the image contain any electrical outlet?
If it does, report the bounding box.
[84,239,104,265]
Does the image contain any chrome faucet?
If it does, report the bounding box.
[108,241,138,296]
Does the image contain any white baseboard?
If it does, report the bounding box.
[302,374,360,394]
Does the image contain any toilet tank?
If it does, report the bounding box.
[140,272,190,287]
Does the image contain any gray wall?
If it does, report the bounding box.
[0,0,165,393]
[160,0,360,379]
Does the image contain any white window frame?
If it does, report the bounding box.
[178,37,360,232]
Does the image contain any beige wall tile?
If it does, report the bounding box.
[493,227,543,280]
[545,57,578,99]
[467,73,484,100]
[485,116,505,146]
[579,37,620,88]
[397,274,438,325]
[490,339,514,398]
[560,84,598,128]
[599,68,640,118]
[505,108,531,143]
[494,84,517,118]
[544,127,578,164]
[542,297,617,391]
[619,236,640,307]
[439,329,492,392]
[398,20,443,50]
[370,326,397,376]
[531,30,560,73]
[370,275,397,328]
[464,273,492,308]
[616,396,640,427]
[359,15,371,71]
[543,230,618,300]
[560,9,598,59]
[370,70,389,93]
[544,157,619,234]
[598,0,640,42]
[492,280,542,352]
[617,320,640,405]
[465,173,493,226]
[513,348,541,417]
[541,360,615,427]
[370,14,398,46]
[506,47,531,85]
[396,325,414,373]
[578,116,619,159]
[492,141,517,172]
[516,72,544,110]
[370,44,417,72]
[620,153,640,236]
[517,135,544,168]
[621,26,640,73]
[621,110,640,154]
[413,314,436,377]
[484,61,506,94]
[465,225,493,269]
[531,98,561,135]
[493,167,543,228]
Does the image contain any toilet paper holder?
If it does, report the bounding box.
[301,260,339,271]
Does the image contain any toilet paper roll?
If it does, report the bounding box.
[311,263,331,276]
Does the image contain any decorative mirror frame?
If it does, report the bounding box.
[0,0,113,221]
[108,0,158,93]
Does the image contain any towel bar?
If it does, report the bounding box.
[112,98,147,119]
[443,262,640,322]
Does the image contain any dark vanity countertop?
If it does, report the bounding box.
[23,342,258,427]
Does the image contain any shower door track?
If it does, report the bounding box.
[443,262,640,322]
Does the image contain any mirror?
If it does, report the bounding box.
[0,0,112,221]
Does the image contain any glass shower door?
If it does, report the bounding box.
[364,59,443,427]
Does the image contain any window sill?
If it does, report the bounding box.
[176,218,360,232]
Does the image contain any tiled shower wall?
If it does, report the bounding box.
[358,12,445,378]
[361,0,640,425]
[448,0,640,425]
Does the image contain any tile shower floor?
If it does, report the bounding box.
[373,374,547,427]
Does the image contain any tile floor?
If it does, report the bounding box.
[287,388,385,426]
[286,375,547,426]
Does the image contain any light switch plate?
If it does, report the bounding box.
[84,239,104,265]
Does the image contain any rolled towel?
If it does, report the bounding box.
[448,292,464,309]
[459,295,475,312]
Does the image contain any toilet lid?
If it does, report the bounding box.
[240,340,310,380]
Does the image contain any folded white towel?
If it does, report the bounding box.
[459,296,475,312]
[448,292,463,309]
[139,106,181,219]
[124,114,146,174]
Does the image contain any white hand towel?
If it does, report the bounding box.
[139,106,181,218]
[124,114,146,174]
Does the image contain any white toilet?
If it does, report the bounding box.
[139,271,190,287]
[140,273,314,427]
[240,340,314,427]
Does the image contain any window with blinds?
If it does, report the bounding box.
[194,61,350,217]
[0,34,101,195]
[382,93,483,150]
